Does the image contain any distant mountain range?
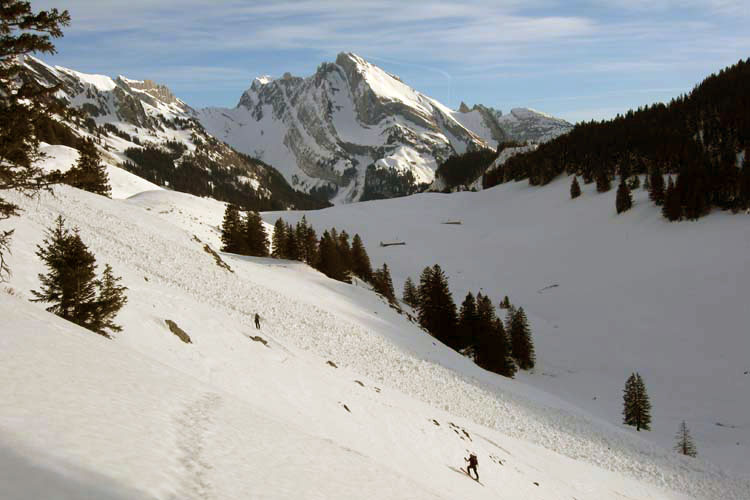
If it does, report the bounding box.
[22,52,571,205]
[197,53,571,203]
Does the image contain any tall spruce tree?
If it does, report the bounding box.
[509,307,535,370]
[271,218,287,258]
[674,421,697,457]
[616,177,633,214]
[417,265,458,348]
[31,216,127,337]
[0,2,71,278]
[284,221,300,261]
[372,262,396,303]
[315,230,347,282]
[295,216,318,265]
[243,210,269,257]
[350,234,372,282]
[622,372,652,431]
[402,276,418,308]
[457,292,479,351]
[475,315,516,378]
[65,138,111,197]
[337,230,353,280]
[220,204,244,253]
[649,167,665,205]
[570,176,581,199]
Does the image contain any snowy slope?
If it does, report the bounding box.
[2,164,748,498]
[264,178,750,478]
[197,53,490,203]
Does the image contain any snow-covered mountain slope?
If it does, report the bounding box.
[197,53,493,204]
[453,104,573,145]
[263,178,750,479]
[2,161,748,498]
[20,56,326,210]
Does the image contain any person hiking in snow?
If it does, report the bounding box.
[254,313,261,330]
[465,453,479,480]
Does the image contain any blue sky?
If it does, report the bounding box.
[34,0,749,123]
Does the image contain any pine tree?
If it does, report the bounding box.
[649,167,665,205]
[0,2,71,278]
[30,216,126,337]
[570,176,581,199]
[499,295,511,309]
[417,265,458,348]
[402,276,418,308]
[663,176,682,221]
[622,372,652,431]
[295,216,318,265]
[596,170,611,193]
[372,262,396,303]
[457,292,479,351]
[674,421,697,457]
[509,307,535,370]
[65,138,111,197]
[284,221,300,261]
[315,230,347,282]
[271,218,287,258]
[243,210,269,257]
[350,234,372,282]
[616,177,633,214]
[220,204,244,253]
[475,315,516,378]
[336,230,353,280]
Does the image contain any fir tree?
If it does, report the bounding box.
[350,234,373,282]
[499,295,511,309]
[295,216,318,265]
[596,170,611,193]
[674,421,697,457]
[417,265,458,348]
[649,167,665,205]
[622,372,652,431]
[0,2,71,278]
[570,175,581,199]
[475,315,516,378]
[284,221,300,261]
[243,210,269,257]
[457,292,479,351]
[220,204,244,253]
[372,262,396,303]
[616,177,633,214]
[402,276,418,308]
[663,176,682,221]
[271,218,287,258]
[509,307,535,370]
[30,216,127,337]
[337,230,353,280]
[315,230,347,282]
[65,138,111,197]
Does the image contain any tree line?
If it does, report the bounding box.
[484,58,750,220]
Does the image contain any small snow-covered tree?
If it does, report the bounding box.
[65,138,111,197]
[674,421,697,457]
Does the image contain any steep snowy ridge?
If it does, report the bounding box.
[1,153,748,498]
[19,56,325,211]
[198,52,492,203]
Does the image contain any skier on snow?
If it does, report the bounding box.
[465,453,479,481]
[254,313,261,330]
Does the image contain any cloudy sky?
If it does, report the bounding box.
[34,0,749,122]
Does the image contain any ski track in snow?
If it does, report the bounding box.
[3,186,749,500]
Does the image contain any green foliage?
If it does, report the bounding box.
[615,177,633,214]
[243,210,269,257]
[372,262,396,303]
[508,307,535,370]
[623,372,652,431]
[0,1,71,279]
[483,58,750,219]
[435,149,498,190]
[417,264,458,349]
[30,216,127,337]
[674,421,697,457]
[350,234,372,282]
[64,138,111,197]
[220,204,244,254]
[402,276,419,308]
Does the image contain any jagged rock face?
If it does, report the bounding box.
[495,107,573,143]
[198,52,489,203]
[18,56,327,210]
